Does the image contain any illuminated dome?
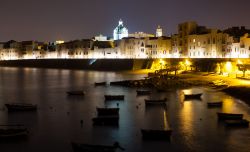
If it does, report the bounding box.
[113,19,128,40]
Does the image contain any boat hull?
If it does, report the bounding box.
[184,93,202,100]
[92,116,119,126]
[217,112,243,120]
[104,95,124,101]
[97,108,119,116]
[72,142,116,152]
[5,104,37,112]
[67,91,85,96]
[141,129,172,140]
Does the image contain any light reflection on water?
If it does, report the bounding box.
[0,67,249,152]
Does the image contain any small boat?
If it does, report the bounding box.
[96,108,119,116]
[94,82,107,86]
[141,129,172,140]
[92,116,119,126]
[0,126,29,139]
[67,91,85,96]
[144,98,167,105]
[225,119,249,127]
[5,103,37,112]
[136,90,151,95]
[72,142,125,152]
[207,101,223,107]
[217,112,243,120]
[104,95,124,101]
[184,93,202,100]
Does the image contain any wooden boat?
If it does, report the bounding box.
[141,129,172,140]
[104,95,124,101]
[184,93,202,100]
[0,127,28,139]
[71,142,124,152]
[144,98,167,105]
[207,101,223,107]
[217,112,243,120]
[96,108,119,116]
[94,82,107,86]
[92,116,119,126]
[136,90,151,95]
[67,91,85,96]
[225,119,249,127]
[5,103,37,112]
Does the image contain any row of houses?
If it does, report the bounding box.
[1,21,250,60]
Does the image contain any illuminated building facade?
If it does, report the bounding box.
[0,21,250,60]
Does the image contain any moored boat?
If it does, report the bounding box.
[217,112,243,120]
[184,93,202,100]
[71,142,125,152]
[0,126,29,139]
[136,90,151,95]
[96,108,119,116]
[141,129,172,140]
[67,91,85,96]
[5,103,37,112]
[92,116,119,126]
[94,82,107,86]
[104,95,124,101]
[144,98,167,105]
[225,119,249,127]
[207,101,223,107]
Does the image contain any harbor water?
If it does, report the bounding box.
[0,67,250,152]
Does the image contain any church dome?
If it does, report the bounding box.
[113,19,128,40]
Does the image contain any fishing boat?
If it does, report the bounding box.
[104,95,124,101]
[136,90,151,95]
[217,112,243,120]
[225,119,249,127]
[184,93,202,100]
[144,98,167,105]
[207,101,223,107]
[67,91,85,96]
[92,116,119,126]
[5,103,37,112]
[96,108,119,116]
[141,129,172,140]
[0,126,28,139]
[94,82,107,86]
[71,142,125,152]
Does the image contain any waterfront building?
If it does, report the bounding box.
[94,34,108,41]
[128,32,154,38]
[113,19,128,40]
[187,29,229,58]
[0,21,250,59]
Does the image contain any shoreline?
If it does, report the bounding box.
[123,70,250,106]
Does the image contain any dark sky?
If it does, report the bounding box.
[0,0,249,42]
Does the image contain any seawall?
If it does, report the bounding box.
[0,58,249,71]
[0,59,151,71]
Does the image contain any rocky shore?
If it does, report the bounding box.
[120,70,250,105]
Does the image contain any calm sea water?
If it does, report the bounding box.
[0,67,250,152]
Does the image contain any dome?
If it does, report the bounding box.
[113,19,128,40]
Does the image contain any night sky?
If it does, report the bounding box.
[0,0,249,42]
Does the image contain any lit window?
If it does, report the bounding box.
[193,39,196,43]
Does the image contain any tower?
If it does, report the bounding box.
[156,25,163,37]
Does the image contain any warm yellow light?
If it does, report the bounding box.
[225,61,232,73]
[185,59,191,66]
[237,59,243,65]
[56,40,64,44]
